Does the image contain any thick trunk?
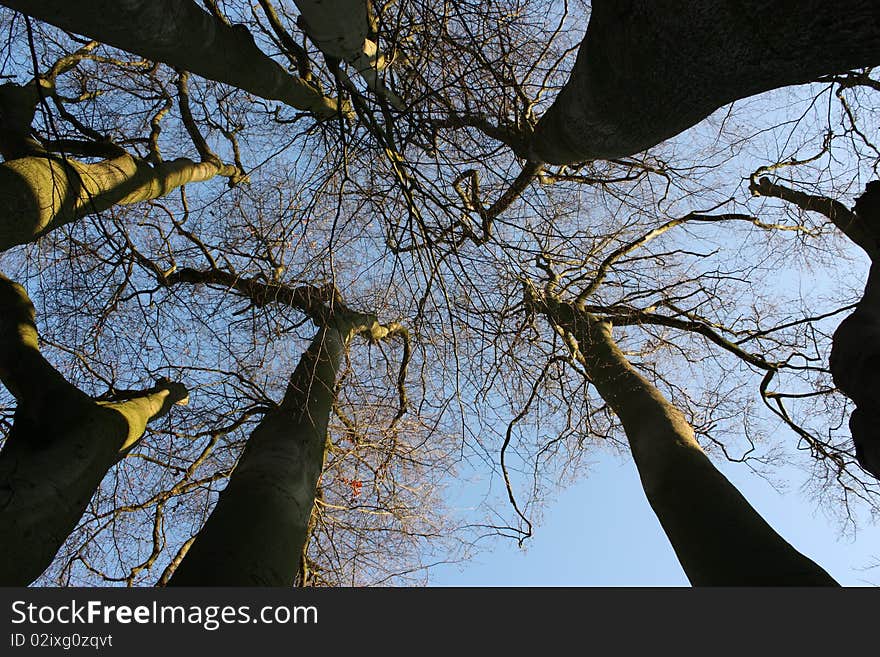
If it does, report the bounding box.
[831,266,880,479]
[751,179,880,479]
[0,81,51,160]
[294,0,403,107]
[538,297,836,585]
[168,327,345,586]
[531,1,880,163]
[0,152,230,252]
[0,276,187,585]
[294,0,371,62]
[828,183,880,479]
[0,0,341,118]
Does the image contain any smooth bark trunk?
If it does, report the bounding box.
[828,183,880,479]
[168,326,345,586]
[831,265,880,479]
[295,0,371,62]
[531,1,880,163]
[0,80,237,252]
[294,0,403,107]
[536,295,837,585]
[751,178,880,479]
[0,276,187,585]
[0,0,341,118]
[0,152,230,252]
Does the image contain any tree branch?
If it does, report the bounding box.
[1,0,345,118]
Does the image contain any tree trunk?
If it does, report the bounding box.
[168,326,345,586]
[828,183,880,479]
[0,80,237,252]
[294,0,371,63]
[0,0,342,118]
[293,0,403,107]
[535,294,837,585]
[531,1,880,163]
[831,265,880,479]
[750,179,880,479]
[0,152,235,252]
[0,275,188,586]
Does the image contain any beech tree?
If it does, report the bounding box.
[750,177,880,479]
[1,1,879,587]
[0,9,454,584]
[168,286,408,585]
[524,282,837,585]
[0,68,241,251]
[0,0,343,118]
[0,273,188,586]
[0,45,234,584]
[531,0,880,163]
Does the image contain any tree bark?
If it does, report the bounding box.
[166,282,403,586]
[295,0,372,63]
[533,292,837,585]
[531,1,880,163]
[831,265,880,479]
[0,275,188,586]
[0,0,342,118]
[0,79,238,252]
[293,0,403,107]
[167,326,345,586]
[827,182,880,479]
[0,151,234,252]
[749,177,877,259]
[750,179,880,479]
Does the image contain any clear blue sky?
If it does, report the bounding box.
[430,449,880,587]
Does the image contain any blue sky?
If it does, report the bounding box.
[431,442,880,587]
[426,85,880,589]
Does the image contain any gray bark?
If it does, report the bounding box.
[0,0,342,118]
[0,275,188,586]
[168,326,344,586]
[167,287,399,586]
[750,179,880,479]
[532,291,837,585]
[0,80,238,253]
[293,0,404,107]
[829,182,880,479]
[531,1,880,163]
[0,152,234,252]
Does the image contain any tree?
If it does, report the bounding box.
[0,273,188,586]
[291,0,403,107]
[166,283,408,585]
[0,72,241,250]
[749,177,880,480]
[1,1,878,587]
[531,1,880,163]
[0,46,238,584]
[0,0,343,117]
[524,281,837,585]
[0,0,461,586]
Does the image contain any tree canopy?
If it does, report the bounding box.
[1,0,879,586]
